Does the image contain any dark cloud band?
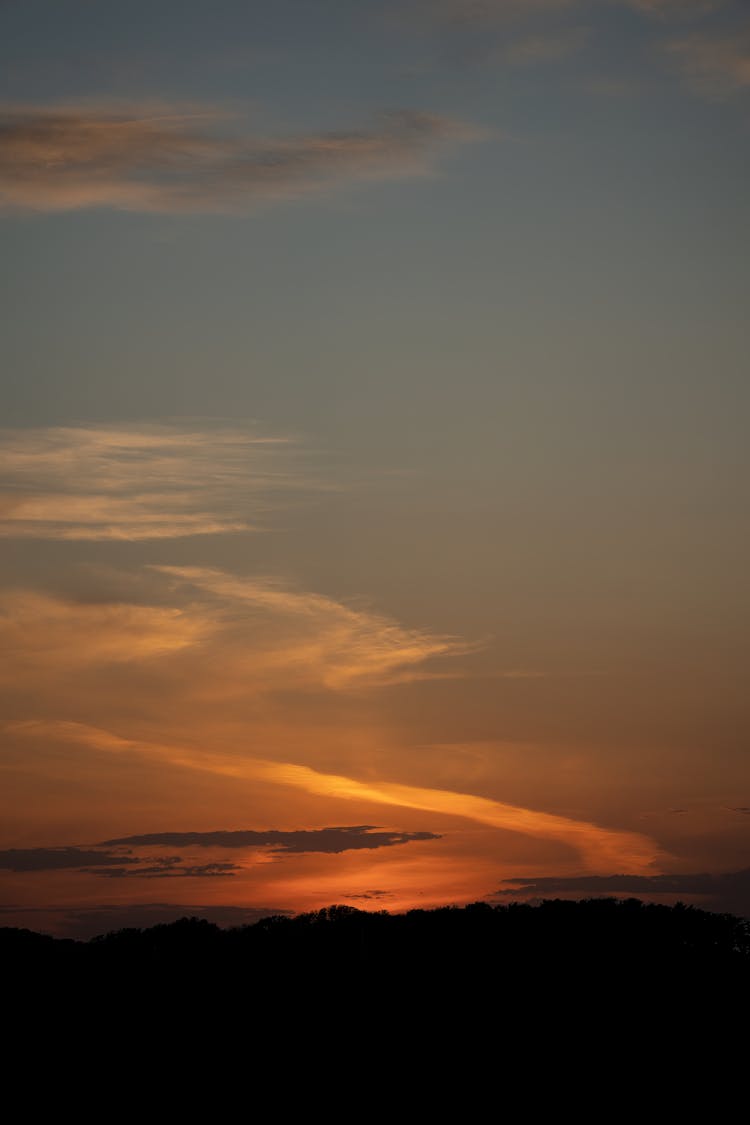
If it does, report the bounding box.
[100,826,442,854]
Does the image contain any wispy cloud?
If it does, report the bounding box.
[0,423,310,540]
[0,562,470,700]
[0,104,480,214]
[10,720,660,873]
[153,566,473,689]
[0,591,209,667]
[665,27,750,94]
[251,759,660,873]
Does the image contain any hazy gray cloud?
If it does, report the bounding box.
[0,827,441,881]
[101,826,442,854]
[0,104,480,214]
[0,847,139,872]
[497,868,750,916]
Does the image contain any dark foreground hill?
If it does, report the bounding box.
[4,898,749,1080]
[4,897,748,1004]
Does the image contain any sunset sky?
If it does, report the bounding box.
[2,0,749,937]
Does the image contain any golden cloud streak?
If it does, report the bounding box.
[9,720,659,874]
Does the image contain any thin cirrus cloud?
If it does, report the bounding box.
[0,104,481,214]
[0,423,313,541]
[0,591,210,667]
[10,720,661,874]
[153,565,474,689]
[0,568,471,698]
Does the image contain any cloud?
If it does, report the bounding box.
[0,591,210,669]
[0,104,480,214]
[248,760,660,872]
[14,721,660,873]
[665,28,750,94]
[0,566,469,699]
[344,889,394,900]
[153,566,473,689]
[497,868,750,916]
[0,422,310,541]
[89,861,240,879]
[100,826,442,854]
[0,846,139,871]
[0,827,440,882]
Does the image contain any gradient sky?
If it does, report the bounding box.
[1,0,749,937]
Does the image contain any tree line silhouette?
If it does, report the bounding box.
[4,897,748,996]
[4,898,748,1067]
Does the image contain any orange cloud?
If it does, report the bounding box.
[154,566,473,690]
[0,105,481,214]
[0,561,470,706]
[0,423,311,540]
[9,720,659,874]
[0,591,208,668]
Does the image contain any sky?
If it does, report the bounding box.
[1,0,749,938]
